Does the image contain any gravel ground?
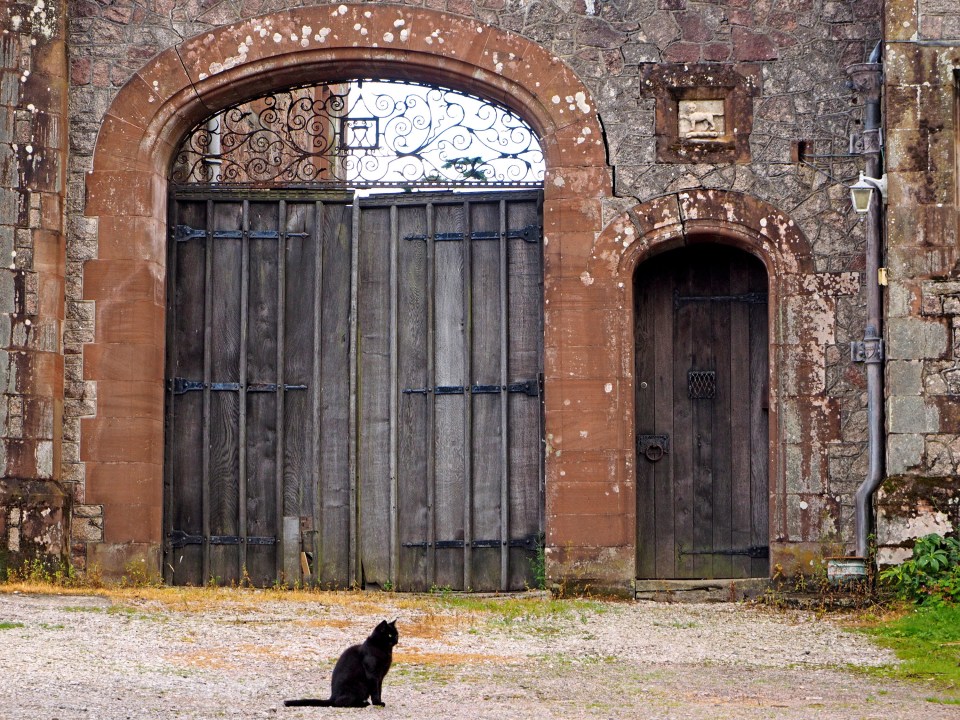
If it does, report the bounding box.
[0,589,955,720]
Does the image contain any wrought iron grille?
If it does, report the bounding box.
[688,370,717,400]
[170,80,545,188]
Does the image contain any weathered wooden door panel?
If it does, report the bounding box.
[395,203,431,590]
[505,199,544,589]
[166,200,207,587]
[165,193,354,586]
[355,192,544,592]
[167,190,543,590]
[635,244,769,580]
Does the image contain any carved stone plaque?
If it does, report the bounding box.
[678,99,724,140]
[642,64,758,164]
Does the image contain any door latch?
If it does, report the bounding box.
[637,434,669,462]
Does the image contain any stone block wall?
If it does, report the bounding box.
[0,0,70,573]
[880,0,960,560]
[0,0,892,587]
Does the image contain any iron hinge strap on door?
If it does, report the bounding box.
[168,530,278,549]
[402,225,541,244]
[172,225,309,242]
[673,289,767,309]
[402,535,540,551]
[402,378,541,397]
[169,378,308,394]
[678,545,770,559]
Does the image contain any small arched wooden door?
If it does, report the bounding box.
[634,243,769,580]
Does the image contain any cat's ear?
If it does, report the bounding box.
[376,620,389,630]
[389,617,398,627]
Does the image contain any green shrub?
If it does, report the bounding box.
[879,533,960,606]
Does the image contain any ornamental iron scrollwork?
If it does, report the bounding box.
[170,80,545,188]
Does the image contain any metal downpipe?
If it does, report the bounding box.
[850,44,884,561]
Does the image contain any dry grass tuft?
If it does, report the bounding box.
[400,611,469,641]
[393,649,516,666]
[299,618,357,630]
[168,650,237,670]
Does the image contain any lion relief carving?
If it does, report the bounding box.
[678,100,725,139]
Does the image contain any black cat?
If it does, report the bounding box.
[285,620,399,708]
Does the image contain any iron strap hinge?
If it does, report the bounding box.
[172,225,309,242]
[678,545,769,559]
[402,535,540,551]
[673,289,767,309]
[169,377,308,394]
[168,530,278,549]
[401,379,540,397]
[403,224,540,244]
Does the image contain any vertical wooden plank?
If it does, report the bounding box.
[244,201,279,586]
[202,201,214,584]
[310,201,326,583]
[396,203,430,590]
[317,200,353,585]
[283,516,300,582]
[461,200,474,591]
[652,260,676,579]
[468,200,502,591]
[166,199,207,586]
[318,201,353,585]
[283,201,318,583]
[389,205,400,588]
[749,259,770,578]
[710,251,733,579]
[729,259,753,579]
[690,253,715,579]
[426,204,437,588]
[276,200,287,583]
[633,260,658,579]
[433,201,467,590]
[238,201,250,578]
[209,201,243,585]
[506,197,542,590]
[348,193,360,586]
[357,201,393,588]
[498,199,510,592]
[672,256,695,579]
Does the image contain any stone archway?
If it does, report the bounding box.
[80,5,610,578]
[583,189,849,581]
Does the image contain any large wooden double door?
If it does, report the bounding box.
[634,244,769,580]
[164,189,543,590]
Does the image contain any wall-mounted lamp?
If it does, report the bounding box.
[850,172,887,214]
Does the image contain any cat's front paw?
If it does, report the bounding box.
[373,701,386,707]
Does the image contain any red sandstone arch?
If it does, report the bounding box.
[81,4,610,575]
[604,189,814,277]
[584,190,817,579]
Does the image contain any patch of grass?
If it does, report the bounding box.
[858,603,960,704]
[0,621,24,630]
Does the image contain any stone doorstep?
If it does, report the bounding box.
[634,577,770,602]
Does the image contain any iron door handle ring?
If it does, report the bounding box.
[637,434,669,463]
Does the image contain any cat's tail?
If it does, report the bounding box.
[284,698,335,707]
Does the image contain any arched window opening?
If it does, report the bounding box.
[170,79,545,189]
